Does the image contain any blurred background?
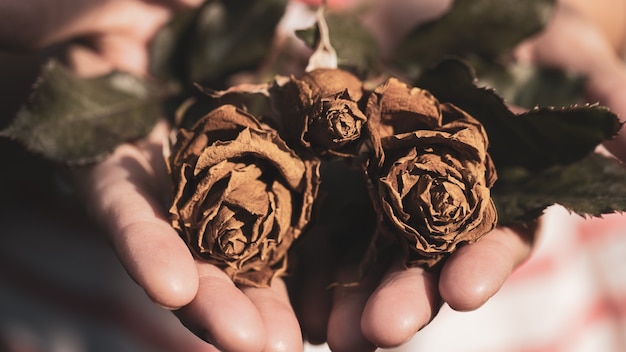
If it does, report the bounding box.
[3,0,626,350]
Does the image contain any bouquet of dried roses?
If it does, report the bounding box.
[5,0,626,288]
[162,3,625,286]
[165,46,625,286]
[165,66,501,284]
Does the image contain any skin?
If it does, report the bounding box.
[296,0,626,350]
[2,0,626,351]
[515,0,626,162]
[2,1,302,351]
[71,122,302,351]
[296,0,626,351]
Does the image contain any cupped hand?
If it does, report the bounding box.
[10,0,626,351]
[71,120,303,351]
[2,1,305,350]
[294,1,626,350]
[290,224,535,352]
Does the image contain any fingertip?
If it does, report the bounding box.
[439,227,532,311]
[149,269,199,310]
[439,259,497,312]
[361,265,439,348]
[439,247,508,311]
[170,0,204,8]
[242,280,303,352]
[180,266,266,352]
[361,296,424,348]
[326,267,378,352]
[205,323,265,352]
[146,253,199,310]
[115,221,199,309]
[293,272,332,344]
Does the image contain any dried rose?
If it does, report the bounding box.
[272,68,366,157]
[365,78,498,268]
[365,78,442,138]
[167,104,320,287]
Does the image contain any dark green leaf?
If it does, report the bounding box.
[472,61,586,109]
[0,60,166,165]
[415,59,621,170]
[189,0,287,85]
[149,7,199,84]
[494,154,626,223]
[150,0,287,87]
[296,11,381,77]
[393,0,555,68]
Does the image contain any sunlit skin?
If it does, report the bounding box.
[2,0,626,351]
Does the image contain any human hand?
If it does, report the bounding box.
[289,222,535,351]
[1,1,305,350]
[294,2,626,350]
[71,120,303,351]
[282,1,547,350]
[0,0,200,75]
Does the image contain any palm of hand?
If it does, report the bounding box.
[72,121,304,351]
[43,1,541,350]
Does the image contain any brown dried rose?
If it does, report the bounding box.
[365,78,442,138]
[272,68,366,157]
[365,78,497,268]
[167,104,320,287]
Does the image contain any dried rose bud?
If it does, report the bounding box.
[306,90,367,151]
[167,105,320,287]
[365,78,497,268]
[272,68,366,157]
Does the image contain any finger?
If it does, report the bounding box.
[0,0,89,50]
[1,0,169,51]
[65,43,114,77]
[360,258,441,349]
[176,263,266,352]
[326,266,379,352]
[287,232,334,344]
[67,27,164,77]
[439,225,535,311]
[240,279,303,351]
[578,54,626,161]
[72,142,198,309]
[291,269,333,344]
[158,0,205,8]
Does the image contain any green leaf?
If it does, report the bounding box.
[149,7,199,84]
[393,0,555,68]
[296,11,381,77]
[415,59,621,170]
[0,60,166,165]
[494,154,626,223]
[150,0,287,87]
[476,63,586,109]
[189,0,287,85]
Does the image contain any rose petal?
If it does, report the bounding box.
[195,127,307,191]
[366,78,442,137]
[301,68,363,101]
[270,180,294,243]
[193,104,265,133]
